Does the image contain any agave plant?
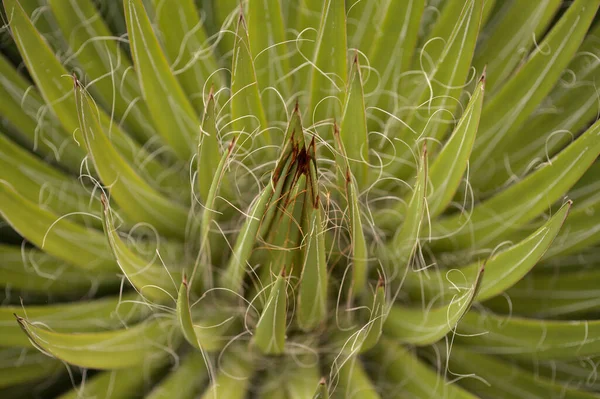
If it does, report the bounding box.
[1,0,600,397]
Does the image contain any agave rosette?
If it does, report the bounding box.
[1,0,600,398]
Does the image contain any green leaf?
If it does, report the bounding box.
[313,378,329,399]
[435,344,600,399]
[0,348,61,389]
[427,72,485,218]
[221,182,273,293]
[195,135,236,289]
[57,354,171,399]
[472,0,562,95]
[211,0,238,61]
[330,357,380,399]
[366,0,425,113]
[2,292,142,347]
[430,117,600,251]
[308,0,347,129]
[75,81,190,238]
[332,125,368,297]
[297,154,328,330]
[253,272,287,354]
[340,55,369,189]
[248,0,290,123]
[197,91,226,203]
[176,277,199,349]
[0,183,115,271]
[384,264,483,345]
[469,0,600,189]
[123,0,199,159]
[334,282,386,354]
[3,0,173,187]
[384,145,427,280]
[369,338,478,399]
[230,12,269,150]
[15,316,179,369]
[485,268,600,318]
[456,311,600,360]
[284,360,322,399]
[387,0,483,179]
[0,245,120,296]
[48,0,154,143]
[406,200,571,302]
[101,196,180,303]
[176,277,238,352]
[151,0,224,113]
[0,55,82,172]
[0,132,105,225]
[146,352,209,399]
[198,348,253,399]
[488,22,600,195]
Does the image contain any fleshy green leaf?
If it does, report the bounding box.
[383,145,427,280]
[406,200,571,302]
[485,268,600,318]
[469,0,600,189]
[198,348,253,399]
[330,357,380,399]
[437,345,600,399]
[297,153,328,330]
[248,0,290,123]
[75,81,190,238]
[253,272,287,354]
[384,264,483,345]
[427,72,485,218]
[123,0,198,159]
[340,55,369,188]
[0,183,115,271]
[2,293,142,347]
[456,311,600,360]
[0,55,82,172]
[308,0,347,129]
[386,0,483,179]
[430,118,600,250]
[0,245,119,296]
[101,196,180,303]
[197,91,226,203]
[146,352,209,399]
[230,12,269,150]
[57,354,171,399]
[221,183,273,293]
[472,0,562,95]
[0,348,61,389]
[49,0,154,143]
[369,338,478,399]
[366,0,425,113]
[151,0,223,112]
[15,316,179,369]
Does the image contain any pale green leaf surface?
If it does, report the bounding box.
[0,183,115,271]
[75,83,190,238]
[102,197,180,303]
[124,0,198,159]
[384,265,483,345]
[370,338,478,399]
[2,292,142,347]
[456,311,600,360]
[405,200,571,302]
[470,0,600,186]
[430,117,600,250]
[16,316,179,369]
[436,344,600,399]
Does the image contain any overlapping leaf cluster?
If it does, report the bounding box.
[1,0,600,398]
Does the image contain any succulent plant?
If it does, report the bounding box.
[1,0,600,397]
